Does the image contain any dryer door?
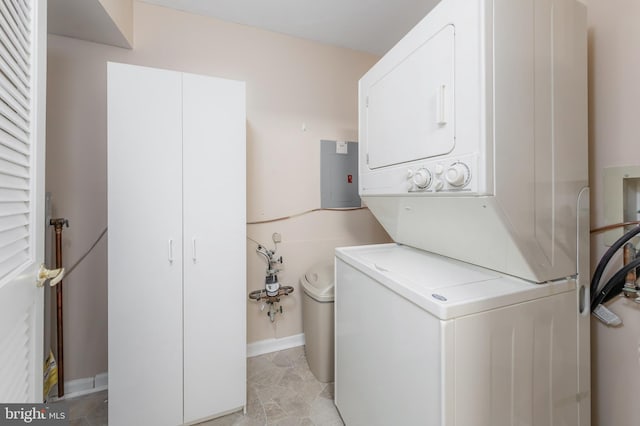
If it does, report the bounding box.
[366,24,455,170]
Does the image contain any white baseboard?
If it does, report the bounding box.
[50,334,306,400]
[94,372,108,388]
[64,377,94,395]
[247,333,305,358]
[49,372,108,400]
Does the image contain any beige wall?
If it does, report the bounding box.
[46,1,390,381]
[588,1,640,425]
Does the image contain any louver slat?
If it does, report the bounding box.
[0,0,31,283]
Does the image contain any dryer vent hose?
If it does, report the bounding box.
[590,225,640,311]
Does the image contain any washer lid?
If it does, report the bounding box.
[335,243,576,319]
[302,263,335,302]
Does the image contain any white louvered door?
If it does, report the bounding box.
[0,0,47,402]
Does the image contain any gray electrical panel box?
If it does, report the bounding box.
[320,140,360,208]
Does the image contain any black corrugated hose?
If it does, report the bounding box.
[590,225,640,311]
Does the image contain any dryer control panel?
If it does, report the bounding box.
[359,5,491,197]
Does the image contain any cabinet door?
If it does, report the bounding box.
[107,63,184,426]
[182,73,246,423]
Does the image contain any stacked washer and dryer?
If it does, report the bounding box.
[334,0,590,425]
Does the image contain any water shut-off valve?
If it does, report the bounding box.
[249,233,294,322]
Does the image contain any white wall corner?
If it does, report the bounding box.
[48,0,133,49]
[99,0,134,46]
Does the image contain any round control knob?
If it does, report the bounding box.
[434,163,444,175]
[445,163,469,187]
[412,168,432,189]
[433,179,444,191]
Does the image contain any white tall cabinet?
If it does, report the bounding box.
[107,62,246,426]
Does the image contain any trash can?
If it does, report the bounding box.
[301,262,335,383]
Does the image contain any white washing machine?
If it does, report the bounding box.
[335,244,582,426]
[334,0,590,424]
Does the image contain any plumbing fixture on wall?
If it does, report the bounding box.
[621,243,639,299]
[603,166,640,245]
[591,222,640,326]
[248,233,294,322]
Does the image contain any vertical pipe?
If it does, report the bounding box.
[54,225,63,398]
[624,242,637,288]
[50,218,68,398]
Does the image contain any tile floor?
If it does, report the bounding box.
[67,390,108,426]
[67,346,344,426]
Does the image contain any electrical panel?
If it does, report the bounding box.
[320,140,360,208]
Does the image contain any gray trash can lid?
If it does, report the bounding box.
[301,262,335,302]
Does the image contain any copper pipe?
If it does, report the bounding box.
[624,243,637,288]
[590,221,640,234]
[50,218,68,397]
[246,207,368,225]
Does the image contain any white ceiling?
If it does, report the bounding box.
[139,0,442,55]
